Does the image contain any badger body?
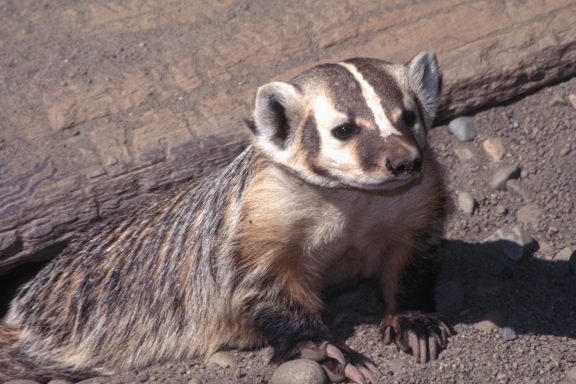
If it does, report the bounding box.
[1,52,450,383]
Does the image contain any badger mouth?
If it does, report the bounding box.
[342,171,421,191]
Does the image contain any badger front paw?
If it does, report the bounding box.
[274,340,378,384]
[380,311,453,363]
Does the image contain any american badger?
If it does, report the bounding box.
[0,52,450,383]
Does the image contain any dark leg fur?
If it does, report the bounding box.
[242,287,377,383]
[380,246,453,363]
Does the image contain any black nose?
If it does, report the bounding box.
[386,156,422,176]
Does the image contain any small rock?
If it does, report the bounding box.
[516,204,543,225]
[387,358,406,373]
[496,372,506,380]
[486,225,538,261]
[188,379,203,384]
[569,94,576,110]
[271,359,327,384]
[458,192,476,215]
[560,143,572,156]
[550,93,567,107]
[482,137,506,162]
[448,117,477,142]
[473,310,506,332]
[48,381,73,384]
[4,380,42,384]
[75,378,113,384]
[207,351,238,370]
[555,247,574,261]
[500,327,517,341]
[495,205,507,215]
[473,319,500,332]
[566,366,576,381]
[506,179,535,202]
[488,165,521,190]
[136,372,150,383]
[454,144,475,161]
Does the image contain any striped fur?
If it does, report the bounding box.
[1,52,450,383]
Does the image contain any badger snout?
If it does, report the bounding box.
[382,135,422,178]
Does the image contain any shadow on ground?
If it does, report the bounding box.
[324,239,576,344]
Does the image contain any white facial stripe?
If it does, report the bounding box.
[338,62,401,138]
[312,94,347,129]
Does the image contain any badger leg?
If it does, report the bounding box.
[239,278,377,383]
[378,245,453,363]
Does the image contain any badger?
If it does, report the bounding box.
[0,52,451,384]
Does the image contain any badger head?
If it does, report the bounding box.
[248,52,442,190]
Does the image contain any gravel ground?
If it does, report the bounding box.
[4,78,576,384]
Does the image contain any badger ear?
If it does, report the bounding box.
[407,52,442,124]
[252,82,305,148]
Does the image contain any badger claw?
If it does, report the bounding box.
[381,311,453,363]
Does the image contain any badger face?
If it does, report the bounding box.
[249,52,442,191]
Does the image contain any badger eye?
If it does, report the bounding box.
[331,123,359,140]
[402,110,416,127]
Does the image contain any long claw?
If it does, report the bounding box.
[419,335,428,363]
[382,325,393,344]
[409,332,419,360]
[345,363,367,384]
[359,365,377,383]
[429,334,438,360]
[326,344,346,365]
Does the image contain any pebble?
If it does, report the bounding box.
[473,319,500,332]
[482,137,506,162]
[473,311,506,332]
[458,191,476,215]
[506,179,535,202]
[207,351,238,370]
[500,327,518,341]
[569,93,576,110]
[486,225,538,261]
[555,246,574,261]
[136,372,150,383]
[516,204,543,225]
[560,143,572,156]
[75,377,113,384]
[4,380,41,384]
[448,117,477,142]
[566,366,576,381]
[188,379,203,384]
[496,204,507,215]
[488,165,521,190]
[454,144,475,161]
[48,381,73,384]
[550,93,567,107]
[271,359,327,384]
[387,358,406,373]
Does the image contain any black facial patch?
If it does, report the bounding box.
[355,126,385,172]
[301,115,320,156]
